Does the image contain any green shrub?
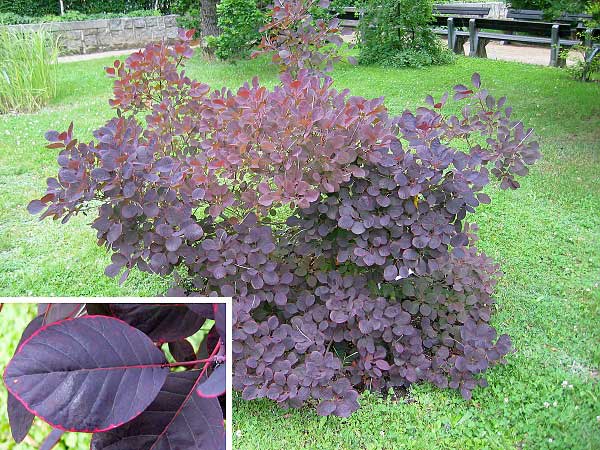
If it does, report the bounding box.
[0,12,36,24]
[176,9,201,38]
[206,0,265,60]
[587,0,600,26]
[0,9,160,24]
[509,0,591,19]
[0,0,167,16]
[171,0,197,15]
[0,28,58,113]
[0,0,58,16]
[357,0,454,68]
[560,39,600,81]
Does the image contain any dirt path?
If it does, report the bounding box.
[58,48,142,63]
[463,41,583,66]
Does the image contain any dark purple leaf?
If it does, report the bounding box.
[196,365,226,398]
[27,200,46,215]
[40,429,64,450]
[168,339,196,363]
[6,315,44,442]
[213,304,226,344]
[90,371,225,450]
[316,400,336,416]
[186,304,215,319]
[4,316,169,432]
[108,304,206,343]
[39,303,83,325]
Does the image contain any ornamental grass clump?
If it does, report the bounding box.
[0,28,58,114]
[28,0,540,420]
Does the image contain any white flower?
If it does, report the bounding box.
[504,397,509,403]
[548,438,553,443]
[553,401,557,407]
[235,430,242,438]
[543,402,550,408]
[562,380,568,387]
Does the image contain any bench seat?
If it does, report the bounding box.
[477,32,579,47]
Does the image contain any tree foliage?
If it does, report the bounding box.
[206,0,265,60]
[357,0,454,68]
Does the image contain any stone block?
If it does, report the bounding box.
[108,19,123,31]
[164,15,178,27]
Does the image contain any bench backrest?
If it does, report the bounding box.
[507,9,544,21]
[508,9,593,27]
[434,16,573,38]
[559,13,593,21]
[556,12,593,27]
[433,5,490,17]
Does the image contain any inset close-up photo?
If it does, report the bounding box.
[0,302,230,450]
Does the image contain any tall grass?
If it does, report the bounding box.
[0,27,59,113]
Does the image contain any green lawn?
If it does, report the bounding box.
[0,53,599,450]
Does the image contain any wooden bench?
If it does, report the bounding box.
[508,9,593,35]
[433,5,490,18]
[334,5,594,68]
[506,9,544,21]
[336,6,360,28]
[335,4,492,28]
[433,17,578,66]
[559,12,593,29]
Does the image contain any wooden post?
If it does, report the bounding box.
[550,24,560,67]
[468,18,478,57]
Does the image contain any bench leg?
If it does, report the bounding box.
[550,24,560,67]
[476,38,489,58]
[447,18,455,52]
[454,36,467,55]
[468,19,482,58]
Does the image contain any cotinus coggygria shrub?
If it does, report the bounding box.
[28,15,540,418]
[2,303,226,449]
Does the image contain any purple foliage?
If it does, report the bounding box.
[2,303,226,448]
[252,0,350,76]
[26,1,540,419]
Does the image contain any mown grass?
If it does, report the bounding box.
[0,52,598,449]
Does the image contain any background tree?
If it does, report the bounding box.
[200,0,220,53]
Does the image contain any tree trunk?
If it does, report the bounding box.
[199,0,220,56]
[59,0,64,15]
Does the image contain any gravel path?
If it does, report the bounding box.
[58,41,583,66]
[463,41,583,66]
[58,48,143,63]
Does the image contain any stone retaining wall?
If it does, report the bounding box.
[6,15,179,55]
